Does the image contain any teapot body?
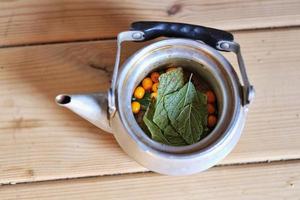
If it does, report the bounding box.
[110,38,248,175]
[56,22,254,175]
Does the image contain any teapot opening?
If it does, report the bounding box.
[132,65,220,146]
[116,38,240,154]
[56,94,71,105]
[130,59,226,151]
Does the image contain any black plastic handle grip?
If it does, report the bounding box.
[131,21,234,50]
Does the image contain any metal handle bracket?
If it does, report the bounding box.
[217,41,255,106]
[108,31,145,118]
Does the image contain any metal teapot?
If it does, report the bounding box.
[55,21,254,175]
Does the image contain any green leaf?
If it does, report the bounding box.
[173,103,203,144]
[197,91,208,128]
[143,100,170,145]
[153,68,184,130]
[143,100,186,146]
[137,92,151,110]
[164,125,188,146]
[164,81,206,144]
[156,68,185,103]
[142,68,208,146]
[164,81,196,122]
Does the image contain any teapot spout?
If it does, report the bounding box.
[55,92,113,134]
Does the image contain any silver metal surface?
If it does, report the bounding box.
[114,38,247,174]
[55,93,113,134]
[56,31,254,175]
[217,41,255,105]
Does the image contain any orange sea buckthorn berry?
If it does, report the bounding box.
[150,72,160,83]
[208,115,217,128]
[131,101,141,114]
[206,90,216,103]
[142,77,153,91]
[134,86,145,99]
[152,83,159,92]
[207,104,215,114]
[151,92,158,99]
[166,67,177,72]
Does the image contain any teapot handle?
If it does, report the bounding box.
[131,21,233,52]
[109,22,253,117]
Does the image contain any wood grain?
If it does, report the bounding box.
[1,161,299,200]
[0,28,300,184]
[0,0,300,46]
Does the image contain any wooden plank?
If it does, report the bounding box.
[0,28,300,184]
[1,161,299,200]
[1,0,300,46]
[0,41,147,184]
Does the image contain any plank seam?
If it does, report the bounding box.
[1,25,300,49]
[2,158,300,187]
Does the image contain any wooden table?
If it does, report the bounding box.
[0,1,299,199]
